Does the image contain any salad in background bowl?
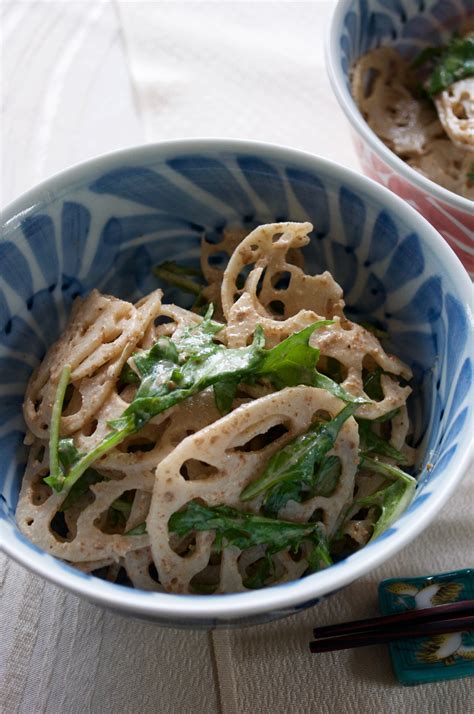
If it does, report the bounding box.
[327,0,474,276]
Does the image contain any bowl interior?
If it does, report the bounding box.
[0,142,472,619]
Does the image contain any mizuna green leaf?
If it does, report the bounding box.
[44,365,71,492]
[414,36,474,96]
[240,403,357,513]
[168,500,332,573]
[358,454,416,486]
[355,479,416,540]
[153,260,205,296]
[357,420,407,463]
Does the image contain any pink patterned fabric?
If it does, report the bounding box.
[352,135,474,276]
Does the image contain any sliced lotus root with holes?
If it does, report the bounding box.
[232,544,308,590]
[390,405,416,465]
[151,303,203,341]
[221,222,344,320]
[407,138,474,199]
[16,442,150,562]
[73,389,134,455]
[309,317,412,420]
[221,222,344,347]
[75,558,116,574]
[24,289,164,439]
[435,77,474,151]
[147,386,359,593]
[134,291,172,348]
[220,235,410,420]
[69,303,209,454]
[351,47,444,156]
[201,227,248,312]
[341,474,381,547]
[224,290,324,349]
[17,388,226,564]
[126,490,152,532]
[123,548,164,591]
[201,226,305,319]
[88,390,224,476]
[190,543,309,593]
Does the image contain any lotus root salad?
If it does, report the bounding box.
[17,222,418,595]
[351,20,474,199]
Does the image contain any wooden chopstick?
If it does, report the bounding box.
[310,600,474,653]
[310,614,474,652]
[313,599,474,638]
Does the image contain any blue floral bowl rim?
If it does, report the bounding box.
[325,0,474,212]
[0,137,473,623]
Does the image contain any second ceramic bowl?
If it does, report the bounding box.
[326,0,474,275]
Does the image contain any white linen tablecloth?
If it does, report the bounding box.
[1,2,472,712]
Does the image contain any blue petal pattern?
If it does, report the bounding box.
[339,187,366,249]
[90,166,223,226]
[0,241,34,301]
[285,169,330,237]
[61,202,91,277]
[392,277,443,323]
[237,156,289,219]
[167,156,254,219]
[367,210,399,265]
[383,233,424,291]
[0,315,46,360]
[1,142,472,625]
[22,215,59,287]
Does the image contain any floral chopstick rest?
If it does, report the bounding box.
[378,569,474,685]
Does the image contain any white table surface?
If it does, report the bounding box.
[1,3,472,712]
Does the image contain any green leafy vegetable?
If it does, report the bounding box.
[240,403,358,514]
[57,438,83,471]
[46,312,366,494]
[312,371,366,404]
[125,522,147,536]
[59,469,105,511]
[242,556,275,589]
[354,479,416,540]
[313,455,342,497]
[363,367,384,401]
[153,260,204,296]
[255,321,332,388]
[45,365,71,491]
[213,379,240,414]
[120,363,140,385]
[414,36,474,96]
[261,479,303,519]
[48,425,137,494]
[371,408,400,424]
[411,45,444,69]
[113,315,265,435]
[359,454,416,486]
[468,164,474,182]
[357,420,407,463]
[168,500,332,573]
[110,498,133,515]
[254,321,367,406]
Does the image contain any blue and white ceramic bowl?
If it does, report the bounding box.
[1,140,472,628]
[326,0,474,276]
